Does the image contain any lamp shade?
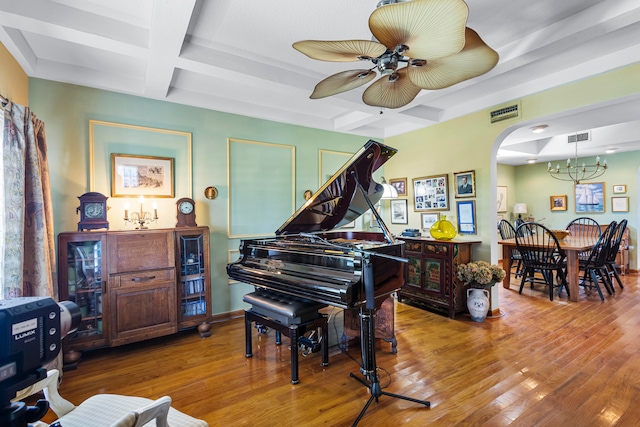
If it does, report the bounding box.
[513,203,528,214]
[381,183,398,199]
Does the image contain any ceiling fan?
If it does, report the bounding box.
[293,0,499,109]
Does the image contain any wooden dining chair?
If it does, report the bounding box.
[566,217,601,263]
[498,219,523,278]
[579,221,617,301]
[605,219,628,290]
[515,222,568,301]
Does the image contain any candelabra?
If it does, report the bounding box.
[124,196,158,229]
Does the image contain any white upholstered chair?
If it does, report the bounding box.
[14,369,208,427]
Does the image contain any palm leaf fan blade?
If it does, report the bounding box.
[362,68,421,109]
[369,0,468,60]
[407,28,499,89]
[292,40,387,62]
[310,70,377,99]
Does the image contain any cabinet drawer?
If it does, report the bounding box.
[108,230,174,273]
[109,268,175,289]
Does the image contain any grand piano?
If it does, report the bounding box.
[226,139,405,311]
[228,140,431,421]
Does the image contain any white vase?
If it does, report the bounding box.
[467,288,490,322]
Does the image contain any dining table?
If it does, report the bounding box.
[499,235,599,302]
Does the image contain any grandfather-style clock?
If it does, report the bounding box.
[77,192,109,231]
[176,197,197,227]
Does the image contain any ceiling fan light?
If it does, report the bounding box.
[395,44,409,54]
[377,53,399,74]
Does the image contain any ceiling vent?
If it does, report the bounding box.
[567,132,590,143]
[490,103,520,124]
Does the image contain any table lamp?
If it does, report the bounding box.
[513,203,527,226]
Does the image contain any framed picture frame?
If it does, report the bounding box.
[421,212,439,230]
[611,196,629,212]
[111,154,174,197]
[456,200,476,234]
[613,184,627,194]
[496,186,507,212]
[454,170,475,198]
[412,174,449,211]
[550,195,568,211]
[340,220,356,229]
[89,120,192,198]
[389,178,407,196]
[575,182,605,213]
[390,199,408,224]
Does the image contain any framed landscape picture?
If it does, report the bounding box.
[412,174,449,211]
[390,199,408,224]
[575,182,605,213]
[421,213,439,230]
[111,153,174,197]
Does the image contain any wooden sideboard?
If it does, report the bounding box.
[397,237,480,319]
[58,227,211,368]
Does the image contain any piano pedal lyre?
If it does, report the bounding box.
[298,329,323,356]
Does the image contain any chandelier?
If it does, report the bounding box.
[547,140,607,185]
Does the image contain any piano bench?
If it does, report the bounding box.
[243,292,329,384]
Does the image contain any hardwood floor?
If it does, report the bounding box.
[43,272,640,426]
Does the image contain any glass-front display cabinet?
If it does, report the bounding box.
[175,227,211,336]
[58,232,108,354]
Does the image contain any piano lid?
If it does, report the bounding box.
[276,139,397,235]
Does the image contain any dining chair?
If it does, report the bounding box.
[566,217,601,264]
[13,369,209,427]
[498,219,523,278]
[579,221,617,300]
[515,222,568,301]
[605,219,628,290]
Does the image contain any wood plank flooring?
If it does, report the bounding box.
[42,272,640,426]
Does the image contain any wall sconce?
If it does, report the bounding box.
[124,195,158,229]
[204,186,218,200]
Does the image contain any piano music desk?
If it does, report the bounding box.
[244,291,329,384]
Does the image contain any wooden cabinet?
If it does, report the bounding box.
[58,227,211,366]
[397,237,480,319]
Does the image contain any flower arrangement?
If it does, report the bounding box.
[456,261,506,289]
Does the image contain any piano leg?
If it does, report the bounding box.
[349,258,430,426]
[245,315,253,358]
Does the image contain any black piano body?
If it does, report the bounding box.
[227,139,404,310]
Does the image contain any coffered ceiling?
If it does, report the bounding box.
[1,0,639,165]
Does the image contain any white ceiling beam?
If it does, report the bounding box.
[145,0,196,99]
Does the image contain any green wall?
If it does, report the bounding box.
[26,61,640,316]
[28,79,378,315]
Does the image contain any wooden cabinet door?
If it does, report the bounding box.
[108,268,177,346]
[108,230,174,273]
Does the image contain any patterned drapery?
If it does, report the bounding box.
[1,101,56,300]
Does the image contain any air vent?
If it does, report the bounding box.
[568,132,590,143]
[490,103,520,124]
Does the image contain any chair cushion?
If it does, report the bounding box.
[51,394,207,427]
